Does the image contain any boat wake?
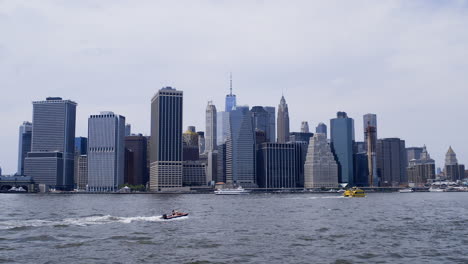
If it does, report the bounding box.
[0,214,187,230]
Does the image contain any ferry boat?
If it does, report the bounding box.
[399,188,414,193]
[214,186,250,195]
[343,187,366,197]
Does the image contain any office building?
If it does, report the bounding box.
[264,107,276,143]
[289,132,313,144]
[406,147,424,165]
[87,112,125,192]
[363,114,378,187]
[125,124,131,136]
[74,137,88,187]
[124,134,148,186]
[216,111,230,145]
[354,152,369,187]
[316,123,327,138]
[183,127,200,161]
[277,96,290,143]
[304,133,339,188]
[226,106,256,187]
[24,97,77,190]
[182,161,207,186]
[149,87,183,190]
[407,146,435,187]
[77,155,87,190]
[444,146,465,181]
[330,112,355,186]
[256,143,300,188]
[376,138,407,187]
[251,106,276,143]
[301,121,310,133]
[205,102,217,152]
[216,143,227,183]
[17,121,32,175]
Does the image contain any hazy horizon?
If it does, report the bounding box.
[1,0,468,174]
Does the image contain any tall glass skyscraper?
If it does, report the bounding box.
[330,112,355,186]
[87,112,125,192]
[225,73,236,112]
[226,106,256,187]
[17,121,32,175]
[149,87,183,190]
[24,97,77,190]
[205,102,217,152]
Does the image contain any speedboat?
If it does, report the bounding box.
[162,211,189,220]
[214,186,250,195]
[343,187,366,197]
[399,188,414,193]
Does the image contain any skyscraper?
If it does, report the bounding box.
[205,101,217,152]
[301,121,310,133]
[226,106,256,187]
[264,107,276,143]
[277,96,290,143]
[444,146,465,181]
[150,87,183,190]
[125,124,131,136]
[376,138,407,187]
[330,112,355,186]
[124,134,148,186]
[183,126,199,161]
[197,131,205,154]
[363,114,378,187]
[74,137,87,187]
[251,106,276,143]
[315,123,327,138]
[24,97,77,190]
[406,147,424,164]
[407,146,435,187]
[256,143,300,188]
[87,112,125,192]
[17,121,32,175]
[225,73,236,112]
[216,111,230,145]
[304,133,339,188]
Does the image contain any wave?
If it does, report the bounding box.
[0,214,187,230]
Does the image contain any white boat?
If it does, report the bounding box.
[399,188,414,193]
[214,186,250,195]
[336,189,345,193]
[429,188,444,192]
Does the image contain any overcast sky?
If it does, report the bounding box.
[1,0,468,174]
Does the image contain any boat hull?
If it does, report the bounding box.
[162,213,188,220]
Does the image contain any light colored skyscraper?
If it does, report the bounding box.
[330,112,355,186]
[17,121,32,175]
[149,87,183,190]
[407,146,435,187]
[301,121,310,133]
[205,102,217,152]
[24,97,77,190]
[226,106,256,187]
[87,112,125,192]
[216,111,229,145]
[315,122,327,138]
[444,146,465,181]
[304,133,339,188]
[277,96,290,143]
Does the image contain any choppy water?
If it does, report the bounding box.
[0,193,467,264]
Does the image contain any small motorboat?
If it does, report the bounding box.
[162,211,189,220]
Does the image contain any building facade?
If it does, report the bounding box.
[182,161,207,186]
[17,121,32,175]
[256,143,300,188]
[444,146,465,181]
[77,155,87,190]
[24,97,77,190]
[183,127,199,161]
[376,138,407,187]
[363,114,378,187]
[277,96,290,143]
[304,133,339,188]
[407,146,435,186]
[124,134,148,186]
[330,112,355,186]
[315,123,327,138]
[205,102,217,153]
[87,112,125,192]
[150,87,183,190]
[226,106,256,187]
[406,147,424,165]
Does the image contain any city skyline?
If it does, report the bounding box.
[2,1,468,173]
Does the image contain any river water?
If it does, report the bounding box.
[0,193,467,264]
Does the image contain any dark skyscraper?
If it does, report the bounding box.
[363,114,378,187]
[183,126,200,161]
[225,73,236,112]
[444,146,465,181]
[315,122,327,138]
[264,106,276,143]
[257,143,300,188]
[17,121,32,175]
[277,96,290,143]
[150,87,183,190]
[376,138,407,187]
[74,137,87,187]
[407,146,435,187]
[251,106,276,143]
[125,134,148,186]
[24,97,76,190]
[330,112,355,186]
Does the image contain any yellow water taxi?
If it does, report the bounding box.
[343,187,366,197]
